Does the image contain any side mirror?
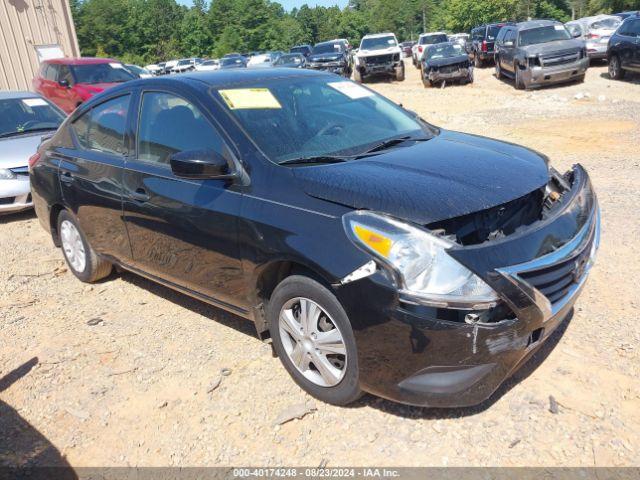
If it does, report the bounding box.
[59,79,70,88]
[169,149,236,180]
[572,30,581,38]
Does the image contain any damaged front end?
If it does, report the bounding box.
[341,164,599,407]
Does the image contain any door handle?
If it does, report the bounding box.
[130,188,150,203]
[60,171,74,184]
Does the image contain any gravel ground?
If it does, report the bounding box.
[1,62,639,468]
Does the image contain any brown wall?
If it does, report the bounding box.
[0,0,80,91]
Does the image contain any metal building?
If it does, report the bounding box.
[0,0,79,91]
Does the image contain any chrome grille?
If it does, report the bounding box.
[540,49,580,67]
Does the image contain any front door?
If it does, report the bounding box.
[121,89,246,312]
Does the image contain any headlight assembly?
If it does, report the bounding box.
[0,168,17,180]
[343,211,499,309]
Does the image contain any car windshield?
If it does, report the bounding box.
[71,63,135,84]
[519,25,572,46]
[419,34,447,45]
[290,46,309,54]
[215,77,432,164]
[312,43,343,54]
[590,17,621,29]
[360,36,397,50]
[220,58,244,67]
[126,65,146,75]
[0,97,65,137]
[275,54,303,65]
[202,60,217,66]
[426,43,465,59]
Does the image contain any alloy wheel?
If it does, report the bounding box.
[60,219,86,272]
[278,297,347,387]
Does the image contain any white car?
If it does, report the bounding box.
[353,33,404,83]
[172,58,203,74]
[412,32,449,67]
[144,64,163,75]
[565,15,621,60]
[125,64,153,78]
[195,59,219,71]
[0,92,65,214]
[163,59,179,74]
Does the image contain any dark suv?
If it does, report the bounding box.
[29,69,599,408]
[470,22,514,67]
[607,13,640,80]
[307,41,352,76]
[494,20,589,89]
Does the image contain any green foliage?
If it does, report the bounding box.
[72,0,631,65]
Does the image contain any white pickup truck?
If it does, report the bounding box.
[353,33,405,83]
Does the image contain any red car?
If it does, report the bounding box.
[32,57,136,114]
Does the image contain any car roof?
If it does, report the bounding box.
[45,57,118,65]
[420,31,447,37]
[516,19,563,30]
[0,91,47,100]
[362,32,396,38]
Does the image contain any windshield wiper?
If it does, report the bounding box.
[358,135,431,156]
[278,155,350,166]
[0,131,22,139]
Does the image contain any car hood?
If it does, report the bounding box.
[358,46,401,57]
[309,53,344,62]
[522,38,585,55]
[425,54,470,67]
[293,130,549,225]
[0,132,50,169]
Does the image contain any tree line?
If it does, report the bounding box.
[71,0,640,65]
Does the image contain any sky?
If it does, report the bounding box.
[176,0,349,10]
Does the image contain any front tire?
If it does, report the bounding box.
[514,63,525,90]
[57,210,112,283]
[268,275,362,406]
[495,57,503,78]
[608,55,625,80]
[422,73,432,88]
[395,63,405,81]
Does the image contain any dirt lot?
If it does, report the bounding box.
[1,61,639,468]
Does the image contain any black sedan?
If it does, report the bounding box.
[422,42,473,87]
[29,69,599,407]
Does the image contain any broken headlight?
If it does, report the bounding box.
[343,211,499,309]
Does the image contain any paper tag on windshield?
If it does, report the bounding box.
[109,62,125,69]
[219,88,282,109]
[328,81,374,99]
[22,98,48,107]
[554,25,565,30]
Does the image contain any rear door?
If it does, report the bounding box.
[614,19,637,68]
[121,88,245,311]
[58,93,133,262]
[627,19,640,69]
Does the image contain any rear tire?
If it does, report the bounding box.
[608,55,625,80]
[57,210,112,283]
[268,275,362,406]
[495,57,503,78]
[514,63,525,90]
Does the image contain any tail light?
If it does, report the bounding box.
[587,33,600,39]
[482,40,487,52]
[28,152,41,170]
[418,46,423,53]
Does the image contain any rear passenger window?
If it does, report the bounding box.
[73,95,130,155]
[136,92,224,165]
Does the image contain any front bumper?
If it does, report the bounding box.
[523,57,589,87]
[0,176,33,214]
[426,66,471,82]
[360,61,402,76]
[335,165,599,407]
[308,63,349,75]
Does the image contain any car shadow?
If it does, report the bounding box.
[118,271,258,339]
[599,71,639,83]
[0,209,36,225]
[0,357,77,479]
[350,309,574,419]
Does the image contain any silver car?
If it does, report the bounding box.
[0,92,65,214]
[566,15,622,60]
